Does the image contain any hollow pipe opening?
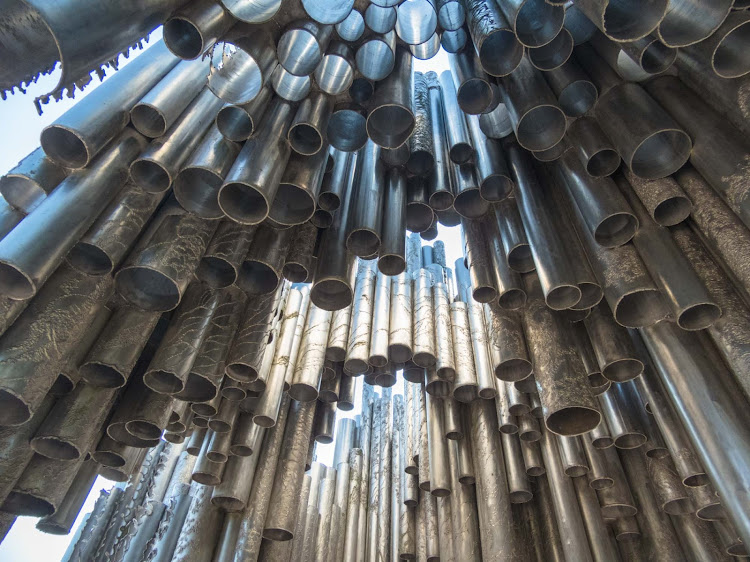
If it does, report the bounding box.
[630,129,692,179]
[40,126,89,169]
[216,106,255,141]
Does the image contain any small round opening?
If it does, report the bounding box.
[546,284,581,310]
[40,126,89,168]
[130,160,171,193]
[595,213,637,247]
[546,406,600,435]
[218,182,268,224]
[164,18,204,60]
[130,105,167,138]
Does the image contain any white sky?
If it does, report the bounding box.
[0,34,459,561]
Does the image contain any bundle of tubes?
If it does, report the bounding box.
[1,0,750,560]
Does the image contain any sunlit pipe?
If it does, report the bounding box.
[344,260,376,374]
[564,118,619,179]
[555,435,587,477]
[326,305,352,363]
[460,301,495,400]
[346,142,384,256]
[225,285,283,382]
[460,220,496,304]
[365,3,397,33]
[583,303,643,383]
[485,304,532,383]
[575,0,667,42]
[500,57,567,152]
[0,147,67,215]
[433,281,456,381]
[287,302,332,401]
[367,48,415,150]
[335,8,365,41]
[641,323,750,544]
[376,393,393,562]
[646,78,750,231]
[441,26,468,53]
[342,448,364,561]
[615,176,721,331]
[196,222,255,289]
[355,31,397,82]
[447,50,494,115]
[239,225,294,295]
[435,496,454,562]
[479,102,513,140]
[447,301,478,402]
[233,395,292,561]
[442,397,463,440]
[277,20,332,77]
[559,174,668,328]
[467,398,524,560]
[507,145,580,308]
[272,154,327,229]
[542,59,598,118]
[406,177,435,233]
[466,116,513,203]
[437,72,473,164]
[671,226,750,400]
[409,269,437,369]
[362,271,390,369]
[219,98,294,225]
[421,490,440,561]
[423,392,449,496]
[395,0,438,45]
[377,169,407,276]
[597,383,647,449]
[215,88,272,143]
[499,432,532,503]
[409,30,441,60]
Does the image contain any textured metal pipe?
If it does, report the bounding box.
[365,271,391,369]
[442,397,463,440]
[518,411,541,442]
[336,8,365,41]
[520,438,544,477]
[500,57,567,152]
[485,304,532,382]
[437,71,473,164]
[116,211,217,311]
[365,3,397,33]
[575,0,667,41]
[616,175,720,331]
[571,474,621,561]
[646,454,692,515]
[646,77,750,230]
[523,274,600,435]
[263,399,316,540]
[507,144,580,308]
[196,223,255,289]
[226,286,282,382]
[617,169,690,229]
[425,393,451,496]
[468,398,523,560]
[344,260,376,374]
[219,98,295,224]
[162,0,234,60]
[253,288,306,428]
[641,320,750,545]
[376,391,393,562]
[290,303,333,401]
[441,27,468,53]
[466,117,513,205]
[367,46,415,149]
[277,20,332,77]
[413,269,437,368]
[326,306,352,365]
[239,226,294,295]
[671,509,730,562]
[407,72,435,176]
[450,301,478,403]
[206,427,232,463]
[215,86,272,142]
[501,432,533,503]
[433,280,456,381]
[463,0,523,77]
[407,176,436,232]
[461,219,496,302]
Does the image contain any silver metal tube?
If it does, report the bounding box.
[528,28,574,71]
[557,435,589,477]
[438,71,473,164]
[164,0,236,60]
[450,301,479,403]
[464,0,523,76]
[215,85,273,142]
[413,269,437,368]
[520,439,545,477]
[584,303,643,382]
[212,431,264,511]
[497,0,564,47]
[0,147,68,215]
[543,59,598,118]
[395,0,438,45]
[239,225,294,295]
[681,11,750,78]
[447,49,494,115]
[485,304,532,382]
[575,0,667,42]
[597,384,646,449]
[347,141,384,257]
[366,46,415,149]
[426,393,451,497]
[368,271,391,368]
[289,302,333,401]
[345,260,376,374]
[501,432,533,503]
[327,305,352,363]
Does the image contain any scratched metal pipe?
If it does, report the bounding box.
[425,393,450,497]
[575,0,667,41]
[326,306,352,366]
[35,459,98,536]
[616,175,721,330]
[254,288,307,428]
[115,210,217,311]
[432,280,456,382]
[468,398,524,560]
[645,453,692,515]
[366,46,415,149]
[239,225,294,295]
[407,72,435,176]
[507,144,580,309]
[341,448,363,562]
[556,435,588,477]
[641,321,750,545]
[647,77,750,231]
[289,302,333,401]
[517,411,541,442]
[0,131,143,301]
[541,59,597,118]
[448,301,478,403]
[272,152,327,229]
[226,286,284,383]
[0,147,66,215]
[395,0,438,44]
[523,274,601,435]
[215,86,272,142]
[364,271,390,369]
[497,0,564,46]
[617,170,690,229]
[130,88,224,193]
[518,438,543,477]
[501,57,567,152]
[281,221,316,279]
[682,11,750,78]
[344,260,376,374]
[412,268,437,368]
[672,513,730,562]
[671,225,750,399]
[196,223,255,289]
[219,98,295,225]
[277,20,332,77]
[493,197,534,274]
[582,303,643,383]
[485,304,532,383]
[569,324,607,396]
[442,397,462,441]
[437,71,473,164]
[172,125,241,218]
[365,398,383,560]
[233,395,292,561]
[560,173,669,328]
[34,41,175,169]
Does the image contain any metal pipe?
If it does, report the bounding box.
[493,197,534,274]
[575,0,667,42]
[196,222,255,289]
[327,305,352,363]
[355,31,396,82]
[528,28,573,71]
[646,454,692,515]
[434,280,456,381]
[413,269,437,368]
[597,384,646,448]
[682,11,750,78]
[239,225,294,295]
[640,320,750,545]
[466,115,513,203]
[583,303,643,382]
[542,59,598,118]
[407,176,436,232]
[219,98,295,224]
[483,220,526,309]
[566,116,620,178]
[288,94,333,159]
[437,71,473,164]
[336,8,365,41]
[115,211,217,312]
[485,304,532,382]
[426,393,451,496]
[289,302,333,401]
[347,141,384,257]
[377,169,407,276]
[447,49,494,115]
[671,510,730,562]
[0,147,68,215]
[215,85,272,142]
[501,432,533,503]
[518,412,541,442]
[462,218,496,302]
[344,260,376,374]
[520,438,544,477]
[522,273,600,435]
[367,46,415,149]
[395,0,438,44]
[277,20,332,77]
[450,301,479,403]
[468,398,523,560]
[407,72,435,176]
[463,0,522,77]
[366,271,391,368]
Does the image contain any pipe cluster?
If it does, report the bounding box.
[1,0,750,560]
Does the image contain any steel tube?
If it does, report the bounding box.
[426,393,450,496]
[463,0,522,77]
[395,0,438,44]
[485,304,532,382]
[196,222,256,288]
[565,117,620,178]
[386,272,413,364]
[423,76,454,210]
[411,269,437,368]
[501,432,533,503]
[344,260,376,374]
[367,46,415,149]
[543,59,598,117]
[462,218,496,302]
[450,301,479,402]
[282,221,317,282]
[215,85,272,142]
[407,176,436,232]
[163,0,234,60]
[336,8,365,41]
[355,32,396,82]
[0,147,68,215]
[447,49,494,115]
[437,71,473,164]
[597,384,646,449]
[347,141,384,257]
[483,220,526,309]
[583,303,643,382]
[493,197,534,274]
[327,305,352,363]
[408,72,435,176]
[682,11,750,78]
[289,303,333,401]
[575,0,667,41]
[239,226,294,295]
[467,115,513,202]
[433,280,456,381]
[528,28,573,71]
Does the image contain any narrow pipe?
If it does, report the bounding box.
[483,220,526,309]
[395,0,438,45]
[368,271,391,368]
[497,0,564,47]
[215,85,273,142]
[408,72,435,176]
[239,225,294,295]
[583,303,643,382]
[447,49,494,115]
[413,269,437,368]
[366,47,415,149]
[355,32,397,82]
[344,260,376,374]
[336,8,365,41]
[501,432,533,503]
[438,71,474,164]
[379,169,407,276]
[597,384,646,449]
[426,393,451,496]
[493,197,534,274]
[347,141,384,257]
[543,59,598,118]
[289,303,333,401]
[0,147,68,215]
[461,218,497,303]
[566,117,620,178]
[557,435,589,477]
[433,280,456,381]
[450,301,479,403]
[464,0,523,76]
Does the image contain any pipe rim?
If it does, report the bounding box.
[115,266,181,312]
[652,196,691,227]
[453,188,488,219]
[174,167,225,219]
[677,302,722,331]
[144,368,185,395]
[594,212,638,247]
[277,28,323,76]
[311,276,354,311]
[365,4,397,34]
[91,451,126,468]
[585,148,620,177]
[129,159,173,193]
[507,244,535,273]
[311,208,333,228]
[528,29,573,71]
[711,16,750,78]
[336,9,365,41]
[314,53,354,95]
[355,40,395,81]
[39,125,90,169]
[216,106,255,141]
[613,432,647,449]
[220,0,281,23]
[163,16,205,60]
[288,123,324,156]
[378,253,406,276]
[558,80,598,117]
[497,359,533,382]
[599,0,668,42]
[327,109,368,152]
[197,256,238,288]
[80,362,127,389]
[238,260,280,295]
[209,50,265,105]
[516,104,567,152]
[395,0,438,45]
[282,261,309,283]
[130,103,168,138]
[125,419,162,441]
[366,104,415,149]
[546,405,601,435]
[514,0,564,47]
[449,142,474,164]
[629,128,692,180]
[456,79,494,115]
[428,190,454,212]
[301,0,355,24]
[218,181,269,225]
